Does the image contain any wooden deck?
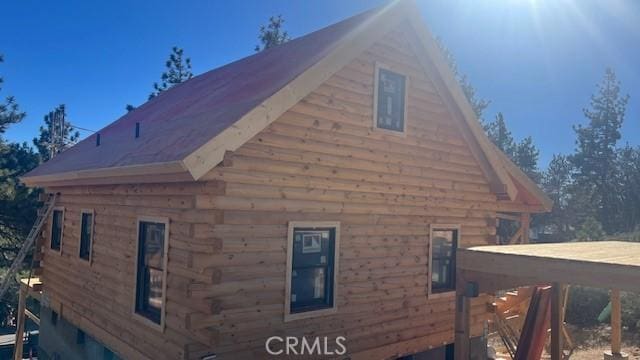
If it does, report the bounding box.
[457,241,640,292]
[455,241,639,360]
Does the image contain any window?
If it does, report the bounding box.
[374,65,407,134]
[134,218,169,328]
[79,210,94,261]
[50,209,64,251]
[76,329,86,345]
[429,226,459,295]
[285,222,340,321]
[51,310,58,326]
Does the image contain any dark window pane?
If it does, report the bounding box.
[376,68,406,132]
[51,210,63,251]
[430,229,458,293]
[135,221,165,324]
[79,213,93,260]
[290,228,335,313]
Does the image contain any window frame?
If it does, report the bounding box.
[50,207,65,253]
[284,221,340,322]
[78,209,95,263]
[427,224,460,299]
[132,216,170,331]
[372,62,409,136]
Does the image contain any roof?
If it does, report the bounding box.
[22,0,551,211]
[458,241,640,292]
[23,5,381,180]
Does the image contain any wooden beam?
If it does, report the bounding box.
[496,212,521,222]
[550,283,563,360]
[508,227,523,245]
[611,289,622,355]
[520,213,530,244]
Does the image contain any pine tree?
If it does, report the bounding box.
[149,47,193,100]
[255,15,291,52]
[514,136,541,182]
[616,145,640,232]
[485,112,516,156]
[571,68,629,233]
[539,154,574,242]
[0,54,26,137]
[33,104,80,161]
[0,53,39,320]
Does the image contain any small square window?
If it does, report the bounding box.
[50,209,64,251]
[374,66,407,133]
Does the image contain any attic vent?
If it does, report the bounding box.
[96,133,101,146]
[135,122,140,138]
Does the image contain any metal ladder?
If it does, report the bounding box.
[0,193,57,301]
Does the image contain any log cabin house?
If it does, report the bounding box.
[21,1,551,359]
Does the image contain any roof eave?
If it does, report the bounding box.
[21,160,192,188]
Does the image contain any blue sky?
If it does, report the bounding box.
[2,0,639,167]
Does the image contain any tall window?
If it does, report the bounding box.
[429,226,459,294]
[285,222,340,321]
[374,65,407,133]
[50,209,64,251]
[135,218,168,327]
[79,210,94,261]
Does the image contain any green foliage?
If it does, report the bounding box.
[575,216,605,241]
[539,154,575,242]
[255,15,291,52]
[484,113,541,183]
[616,146,640,232]
[0,55,26,136]
[485,113,516,155]
[0,53,40,323]
[566,287,640,332]
[32,104,79,161]
[572,68,629,233]
[565,286,610,327]
[621,292,640,331]
[149,47,193,100]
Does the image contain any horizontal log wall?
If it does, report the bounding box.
[36,24,533,360]
[194,25,500,359]
[39,182,225,360]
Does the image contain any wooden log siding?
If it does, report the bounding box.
[36,24,531,360]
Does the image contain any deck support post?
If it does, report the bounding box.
[550,282,563,360]
[604,289,628,359]
[454,270,478,360]
[13,284,27,360]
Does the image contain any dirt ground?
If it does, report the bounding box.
[489,325,640,359]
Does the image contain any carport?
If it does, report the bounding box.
[454,241,639,360]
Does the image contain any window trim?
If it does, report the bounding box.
[427,224,460,299]
[372,62,409,136]
[78,209,95,263]
[50,207,65,254]
[284,221,340,322]
[132,216,169,332]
